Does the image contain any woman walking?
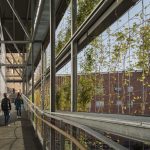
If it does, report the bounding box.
[15,93,23,118]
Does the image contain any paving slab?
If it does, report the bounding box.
[0,104,42,150]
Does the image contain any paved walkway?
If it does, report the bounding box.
[0,104,42,150]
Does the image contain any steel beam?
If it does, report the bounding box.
[55,0,138,71]
[71,1,77,150]
[71,0,77,113]
[6,56,22,78]
[50,0,56,113]
[1,17,31,21]
[6,79,23,82]
[22,52,26,94]
[41,44,46,150]
[6,0,30,39]
[3,26,23,58]
[50,0,56,150]
[32,0,45,40]
[0,63,25,68]
[31,43,34,103]
[6,75,20,77]
[0,41,32,44]
[41,44,45,110]
[7,48,23,74]
[25,53,28,96]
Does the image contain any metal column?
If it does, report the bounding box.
[31,0,35,103]
[71,1,77,150]
[22,52,25,94]
[26,66,28,96]
[41,44,46,150]
[41,44,45,110]
[50,0,56,149]
[31,43,34,103]
[71,0,77,112]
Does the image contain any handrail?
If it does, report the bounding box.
[45,112,128,150]
[52,112,150,129]
[22,94,86,150]
[22,94,128,150]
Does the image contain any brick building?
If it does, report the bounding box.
[56,70,150,115]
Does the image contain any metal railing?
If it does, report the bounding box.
[22,94,128,150]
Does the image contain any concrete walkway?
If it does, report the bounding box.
[0,104,42,150]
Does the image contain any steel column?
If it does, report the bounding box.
[41,44,46,150]
[60,121,65,150]
[50,0,56,149]
[50,0,56,113]
[71,1,77,150]
[71,0,77,112]
[41,44,45,110]
[31,43,34,103]
[22,53,25,94]
[26,66,29,96]
[31,0,35,103]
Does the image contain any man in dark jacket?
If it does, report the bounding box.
[1,93,11,126]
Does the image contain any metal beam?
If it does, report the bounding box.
[32,0,45,40]
[71,1,77,150]
[7,48,23,74]
[50,0,56,113]
[50,0,56,150]
[3,26,23,58]
[31,43,34,103]
[55,0,138,71]
[0,63,25,68]
[41,44,46,149]
[6,75,20,77]
[6,56,22,78]
[71,0,77,112]
[0,40,32,44]
[6,79,23,83]
[6,0,30,39]
[1,17,31,21]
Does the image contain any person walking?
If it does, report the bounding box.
[15,93,23,118]
[1,93,11,126]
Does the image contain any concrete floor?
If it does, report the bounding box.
[0,104,42,150]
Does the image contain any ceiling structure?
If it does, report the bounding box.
[0,0,33,53]
[0,0,139,84]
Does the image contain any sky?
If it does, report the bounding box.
[35,0,150,76]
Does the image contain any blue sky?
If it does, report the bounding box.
[42,0,150,75]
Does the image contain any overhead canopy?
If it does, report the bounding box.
[0,0,34,53]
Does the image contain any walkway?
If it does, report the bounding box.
[0,104,42,150]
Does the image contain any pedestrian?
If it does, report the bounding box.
[15,93,23,118]
[1,93,11,126]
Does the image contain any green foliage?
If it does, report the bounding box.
[78,38,105,111]
[55,3,150,113]
[56,28,71,54]
[136,25,150,72]
[112,28,135,65]
[56,0,100,54]
[78,76,94,111]
[77,0,100,27]
[56,4,71,54]
[56,79,71,111]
